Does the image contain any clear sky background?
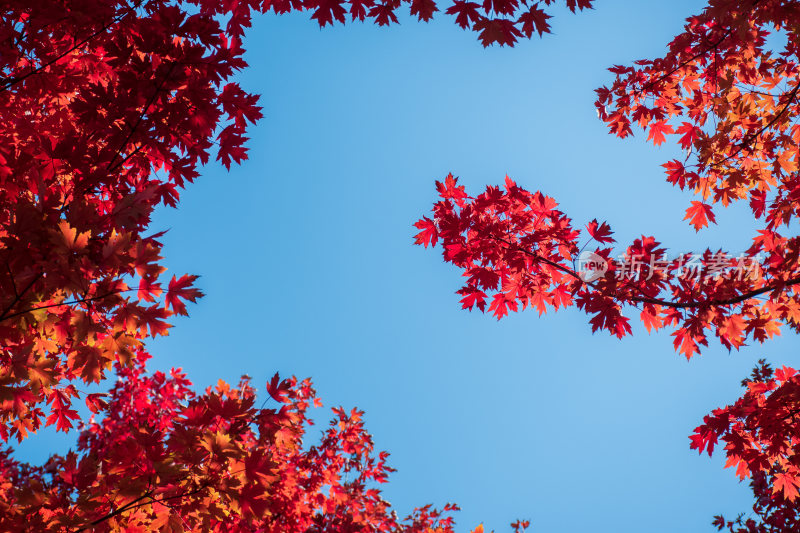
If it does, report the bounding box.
[15,1,800,531]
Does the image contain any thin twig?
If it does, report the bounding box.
[493,235,800,309]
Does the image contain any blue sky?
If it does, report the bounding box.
[15,1,800,531]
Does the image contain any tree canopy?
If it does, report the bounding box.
[416,0,800,530]
[4,0,800,531]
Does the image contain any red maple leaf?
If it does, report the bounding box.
[646,120,673,146]
[676,121,699,150]
[410,0,438,21]
[165,274,204,316]
[473,17,523,47]
[445,1,482,29]
[774,473,800,501]
[517,5,551,37]
[585,219,615,244]
[684,201,716,231]
[414,216,439,248]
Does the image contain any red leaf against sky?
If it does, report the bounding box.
[165,275,204,316]
[647,120,673,146]
[518,5,551,37]
[414,216,439,248]
[585,219,615,243]
[684,201,717,231]
[416,2,800,526]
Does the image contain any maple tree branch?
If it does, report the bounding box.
[742,404,800,432]
[106,60,178,173]
[75,483,211,531]
[5,263,19,299]
[635,31,733,97]
[491,235,587,284]
[632,0,762,98]
[708,81,800,169]
[11,13,73,49]
[150,488,193,531]
[739,87,787,98]
[494,236,800,309]
[0,289,129,322]
[10,16,30,48]
[74,491,153,532]
[69,58,179,209]
[0,272,43,321]
[107,142,146,174]
[0,2,141,94]
[74,65,175,203]
[624,279,800,309]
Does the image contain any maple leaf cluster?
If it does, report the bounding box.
[0,351,478,532]
[12,0,800,529]
[266,0,593,47]
[0,0,595,447]
[416,172,790,358]
[0,0,270,441]
[693,361,800,532]
[415,0,800,529]
[0,0,555,530]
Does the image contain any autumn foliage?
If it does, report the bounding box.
[1,351,472,531]
[416,0,800,530]
[4,0,800,530]
[0,0,593,447]
[0,0,568,530]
